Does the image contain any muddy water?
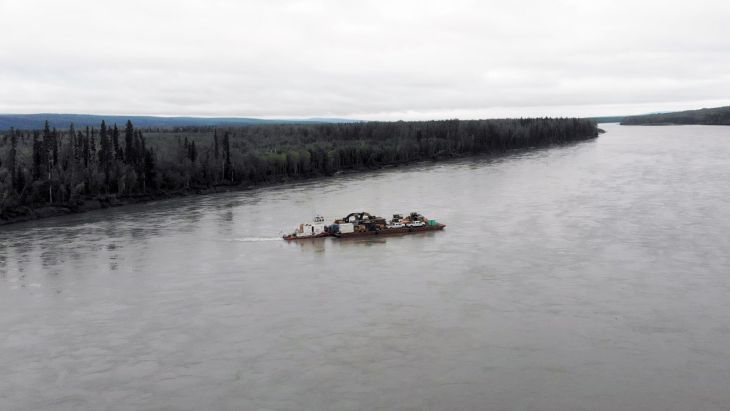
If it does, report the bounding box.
[1,124,729,410]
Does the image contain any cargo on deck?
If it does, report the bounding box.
[283,211,445,240]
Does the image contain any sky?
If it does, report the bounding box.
[1,0,730,120]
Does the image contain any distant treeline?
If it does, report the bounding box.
[621,105,730,125]
[589,116,625,124]
[0,118,598,223]
[0,113,358,131]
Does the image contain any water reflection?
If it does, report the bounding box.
[291,238,328,253]
[284,230,445,252]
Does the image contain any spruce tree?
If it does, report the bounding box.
[7,128,17,188]
[143,148,155,191]
[99,121,110,192]
[112,124,121,161]
[32,131,42,179]
[223,132,232,181]
[124,120,134,164]
[213,129,219,159]
[189,140,197,162]
[51,128,59,167]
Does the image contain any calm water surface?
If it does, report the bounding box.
[1,124,729,410]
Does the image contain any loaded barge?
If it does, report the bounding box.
[283,212,445,240]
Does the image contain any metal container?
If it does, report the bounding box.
[338,223,355,233]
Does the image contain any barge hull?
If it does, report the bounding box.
[283,233,332,241]
[334,224,445,238]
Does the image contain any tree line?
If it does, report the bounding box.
[0,117,597,221]
[621,105,730,125]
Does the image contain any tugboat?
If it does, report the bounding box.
[329,211,445,238]
[282,215,332,240]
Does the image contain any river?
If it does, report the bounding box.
[1,123,729,410]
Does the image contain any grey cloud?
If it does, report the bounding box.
[1,0,730,119]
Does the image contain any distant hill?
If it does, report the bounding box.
[621,106,730,125]
[0,113,360,130]
[587,116,625,124]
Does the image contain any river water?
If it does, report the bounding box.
[1,124,729,410]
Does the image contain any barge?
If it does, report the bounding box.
[283,212,445,240]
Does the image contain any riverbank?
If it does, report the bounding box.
[0,136,600,227]
[1,118,599,226]
[0,183,272,226]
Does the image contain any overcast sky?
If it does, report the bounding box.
[2,0,730,120]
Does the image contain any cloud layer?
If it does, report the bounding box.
[2,0,730,119]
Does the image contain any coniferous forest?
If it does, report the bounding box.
[621,105,730,125]
[0,118,598,224]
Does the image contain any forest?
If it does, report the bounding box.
[621,105,730,125]
[0,118,598,224]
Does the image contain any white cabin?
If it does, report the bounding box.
[293,215,327,237]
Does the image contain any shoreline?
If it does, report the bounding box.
[0,180,294,227]
[0,137,598,227]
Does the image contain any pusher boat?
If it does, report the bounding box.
[282,215,332,240]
